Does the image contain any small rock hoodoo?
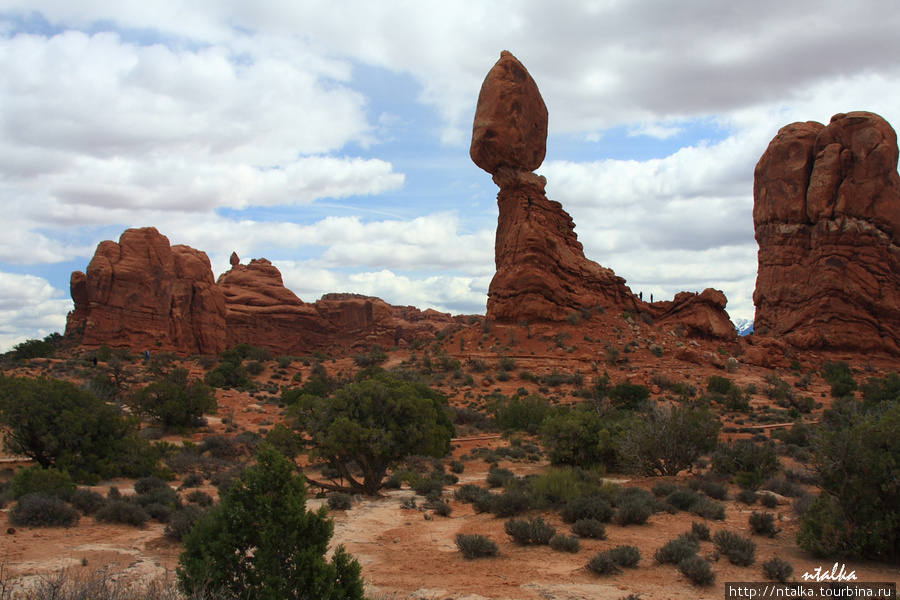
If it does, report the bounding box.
[753,111,900,354]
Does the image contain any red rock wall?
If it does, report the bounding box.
[753,111,900,353]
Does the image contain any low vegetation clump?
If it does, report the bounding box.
[678,555,716,586]
[607,545,641,568]
[568,517,605,539]
[713,530,757,566]
[749,511,779,536]
[95,500,150,527]
[654,533,700,564]
[762,557,794,583]
[549,533,580,553]
[505,516,556,546]
[586,552,622,576]
[613,495,653,525]
[9,493,80,527]
[691,521,711,541]
[327,492,353,511]
[164,505,205,542]
[691,497,727,520]
[561,495,614,524]
[456,533,499,559]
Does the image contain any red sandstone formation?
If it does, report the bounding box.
[216,256,333,354]
[67,231,467,355]
[471,52,735,340]
[472,51,639,321]
[753,111,900,353]
[65,227,227,355]
[650,289,737,341]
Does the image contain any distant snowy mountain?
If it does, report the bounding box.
[734,318,754,336]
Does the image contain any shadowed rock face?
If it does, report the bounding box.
[66,227,227,355]
[754,111,900,353]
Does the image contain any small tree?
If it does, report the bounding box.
[618,404,720,476]
[289,371,454,495]
[797,401,900,560]
[130,368,216,430]
[178,444,364,600]
[0,375,154,481]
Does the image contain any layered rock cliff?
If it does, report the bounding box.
[753,111,900,353]
[67,229,467,355]
[66,227,227,355]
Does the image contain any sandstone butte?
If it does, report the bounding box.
[471,51,735,340]
[753,111,900,354]
[66,227,467,355]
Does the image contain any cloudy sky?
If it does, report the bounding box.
[2,1,900,350]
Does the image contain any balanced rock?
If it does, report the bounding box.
[753,111,900,353]
[65,227,226,355]
[470,50,548,175]
[472,52,639,321]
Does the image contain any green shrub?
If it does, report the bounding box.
[822,361,857,399]
[614,496,653,525]
[712,440,780,485]
[561,495,614,523]
[144,502,173,523]
[797,401,900,560]
[737,489,758,505]
[495,394,549,434]
[456,534,499,559]
[185,490,214,508]
[699,479,729,501]
[654,533,700,564]
[432,499,453,517]
[571,518,607,539]
[164,505,205,542]
[10,493,79,527]
[485,467,515,488]
[762,557,794,583]
[178,444,363,599]
[134,476,170,495]
[618,404,721,476]
[414,478,444,497]
[179,473,205,490]
[749,511,779,536]
[861,372,900,404]
[70,488,106,515]
[455,483,490,504]
[450,460,465,474]
[131,368,216,430]
[691,521,711,541]
[692,497,726,521]
[505,516,556,545]
[487,489,531,517]
[677,556,716,586]
[652,481,678,497]
[608,545,641,568]
[528,466,606,507]
[549,534,580,553]
[760,493,779,508]
[10,465,76,501]
[134,486,181,511]
[12,338,55,360]
[327,493,353,511]
[666,488,701,511]
[586,552,621,576]
[95,500,150,527]
[609,382,650,410]
[713,530,756,566]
